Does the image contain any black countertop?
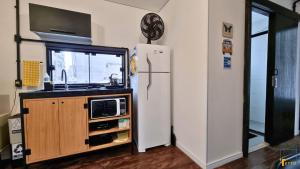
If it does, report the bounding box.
[19,87,133,100]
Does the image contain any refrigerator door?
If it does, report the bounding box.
[135,44,170,73]
[137,73,171,152]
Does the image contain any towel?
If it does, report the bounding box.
[23,61,41,87]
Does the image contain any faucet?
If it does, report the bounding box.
[109,73,118,86]
[61,69,68,90]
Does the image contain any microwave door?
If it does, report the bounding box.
[91,99,118,119]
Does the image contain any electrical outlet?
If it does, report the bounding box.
[15,80,22,88]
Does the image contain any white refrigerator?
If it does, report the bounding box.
[130,44,171,152]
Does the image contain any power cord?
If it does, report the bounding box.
[9,87,17,115]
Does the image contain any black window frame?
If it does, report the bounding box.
[251,8,269,37]
[46,43,127,89]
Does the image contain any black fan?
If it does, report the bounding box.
[141,13,165,44]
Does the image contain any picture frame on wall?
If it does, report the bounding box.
[223,22,233,38]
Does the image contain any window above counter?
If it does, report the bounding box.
[46,43,127,88]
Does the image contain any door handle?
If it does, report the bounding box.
[146,55,152,100]
[272,69,278,88]
[272,76,278,88]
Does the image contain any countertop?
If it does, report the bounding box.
[19,87,133,100]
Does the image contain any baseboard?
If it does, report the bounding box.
[206,152,243,169]
[176,141,206,169]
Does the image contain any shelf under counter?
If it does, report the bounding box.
[89,115,130,123]
[89,140,131,151]
[89,127,130,136]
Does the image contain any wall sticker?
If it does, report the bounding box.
[223,22,233,38]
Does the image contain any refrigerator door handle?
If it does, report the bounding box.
[147,55,152,100]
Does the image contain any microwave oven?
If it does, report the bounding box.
[89,97,126,119]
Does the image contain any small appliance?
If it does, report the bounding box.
[89,134,115,146]
[89,121,118,131]
[89,97,126,119]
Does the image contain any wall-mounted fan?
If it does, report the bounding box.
[141,13,165,44]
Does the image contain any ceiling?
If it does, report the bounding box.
[104,0,170,12]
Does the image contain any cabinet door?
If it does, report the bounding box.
[59,97,88,155]
[24,99,60,164]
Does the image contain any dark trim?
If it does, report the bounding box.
[130,91,134,154]
[242,0,252,158]
[45,42,127,55]
[252,0,300,20]
[20,97,27,167]
[171,126,176,146]
[264,12,276,145]
[19,89,133,100]
[46,43,126,87]
[265,13,276,145]
[251,30,268,38]
[88,54,91,83]
[126,48,130,88]
[252,7,270,17]
[293,0,300,12]
[15,0,22,87]
[84,103,88,109]
[22,108,29,114]
[24,149,31,156]
[249,129,265,137]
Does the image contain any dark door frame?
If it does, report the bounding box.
[243,0,300,157]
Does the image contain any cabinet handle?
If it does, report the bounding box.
[61,102,64,104]
[52,102,55,104]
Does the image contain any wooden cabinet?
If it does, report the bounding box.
[58,97,88,156]
[22,93,132,165]
[24,99,60,164]
[24,97,88,164]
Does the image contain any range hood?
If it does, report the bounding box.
[29,4,92,44]
[105,0,170,12]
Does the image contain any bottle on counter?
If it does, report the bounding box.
[43,73,53,91]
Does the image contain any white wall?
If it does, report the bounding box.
[0,0,149,115]
[159,0,208,168]
[207,0,245,168]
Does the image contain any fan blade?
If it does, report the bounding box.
[150,14,158,23]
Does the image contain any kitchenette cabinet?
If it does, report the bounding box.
[20,89,133,165]
[23,99,60,164]
[58,97,88,156]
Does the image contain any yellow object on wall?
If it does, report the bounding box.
[23,61,41,87]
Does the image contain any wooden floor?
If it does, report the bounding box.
[217,147,278,169]
[4,145,201,169]
[4,136,300,169]
[217,136,300,169]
